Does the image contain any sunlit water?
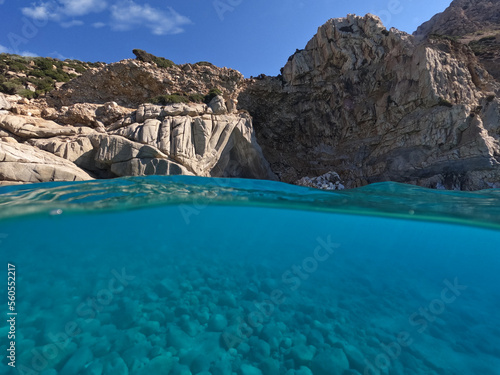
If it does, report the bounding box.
[1,176,499,375]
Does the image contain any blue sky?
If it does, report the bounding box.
[0,0,452,77]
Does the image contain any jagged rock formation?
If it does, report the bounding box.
[414,0,500,81]
[0,97,275,186]
[238,14,500,190]
[47,59,244,108]
[414,0,500,37]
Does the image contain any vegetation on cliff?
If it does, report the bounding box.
[0,54,102,99]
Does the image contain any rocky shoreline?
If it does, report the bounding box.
[1,7,500,190]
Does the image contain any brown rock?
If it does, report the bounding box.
[239,14,500,190]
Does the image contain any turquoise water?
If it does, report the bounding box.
[1,176,499,375]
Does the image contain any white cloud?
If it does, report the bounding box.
[110,1,192,35]
[59,0,107,17]
[0,44,38,57]
[22,0,107,22]
[0,44,35,56]
[21,0,191,35]
[60,19,84,28]
[22,2,57,21]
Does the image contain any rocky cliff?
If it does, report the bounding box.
[1,8,500,190]
[414,0,500,80]
[239,14,500,190]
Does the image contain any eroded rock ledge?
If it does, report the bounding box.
[0,95,275,186]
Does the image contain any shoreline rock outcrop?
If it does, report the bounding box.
[0,96,275,186]
[238,14,500,190]
[2,8,500,190]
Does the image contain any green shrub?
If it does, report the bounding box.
[429,34,459,42]
[73,65,87,73]
[0,53,93,96]
[8,60,28,72]
[0,81,24,95]
[35,58,54,71]
[150,94,189,105]
[18,89,36,99]
[204,88,222,103]
[188,93,205,103]
[132,49,175,69]
[478,36,496,43]
[153,57,175,69]
[195,61,215,67]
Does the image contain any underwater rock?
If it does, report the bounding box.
[307,329,325,347]
[260,324,282,351]
[189,354,211,373]
[171,363,193,375]
[140,353,174,375]
[218,292,238,308]
[343,344,367,373]
[248,338,271,363]
[259,358,280,375]
[82,360,104,375]
[207,314,228,332]
[180,315,201,337]
[60,346,94,375]
[296,366,313,375]
[240,364,263,375]
[140,320,160,336]
[210,358,233,375]
[289,344,316,366]
[103,356,129,375]
[167,326,194,350]
[309,348,349,375]
[121,343,152,368]
[157,278,177,295]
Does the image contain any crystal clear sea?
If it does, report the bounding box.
[0,176,499,375]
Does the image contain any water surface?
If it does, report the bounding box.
[1,176,499,375]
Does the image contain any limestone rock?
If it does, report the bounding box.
[112,104,275,179]
[0,93,11,110]
[92,134,193,177]
[0,114,78,138]
[29,135,99,173]
[209,95,228,115]
[296,171,345,190]
[0,140,93,185]
[42,102,135,128]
